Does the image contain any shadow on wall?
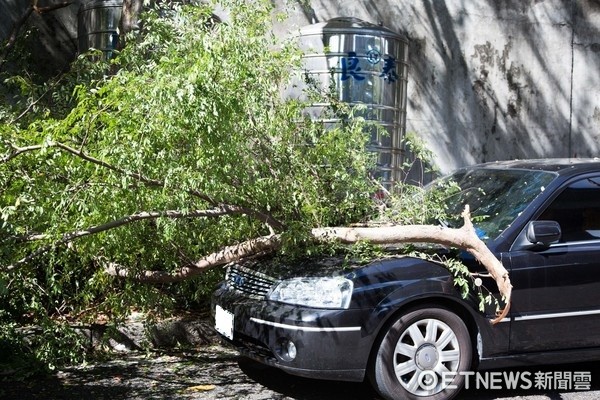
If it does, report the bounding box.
[0,0,28,40]
[3,0,599,167]
[1,0,80,77]
[291,0,600,171]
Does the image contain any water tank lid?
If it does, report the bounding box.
[79,0,123,11]
[299,17,406,41]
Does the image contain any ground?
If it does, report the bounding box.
[1,313,598,400]
[1,344,599,400]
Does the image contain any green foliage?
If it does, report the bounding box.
[0,317,87,376]
[345,240,386,264]
[383,135,502,314]
[0,0,499,375]
[376,133,461,226]
[408,251,499,313]
[0,0,377,372]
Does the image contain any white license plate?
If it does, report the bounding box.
[215,305,234,340]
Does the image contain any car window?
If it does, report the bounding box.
[441,168,555,241]
[538,176,600,243]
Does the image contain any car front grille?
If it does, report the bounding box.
[225,264,277,298]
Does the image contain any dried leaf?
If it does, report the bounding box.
[184,385,216,392]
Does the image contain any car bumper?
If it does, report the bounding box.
[211,285,374,382]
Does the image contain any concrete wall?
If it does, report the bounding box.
[1,0,81,76]
[2,0,600,173]
[275,0,600,173]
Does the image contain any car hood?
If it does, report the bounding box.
[229,249,441,281]
[231,255,367,280]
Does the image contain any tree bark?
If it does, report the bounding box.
[118,0,144,49]
[104,234,282,283]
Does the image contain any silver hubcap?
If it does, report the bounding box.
[393,318,461,396]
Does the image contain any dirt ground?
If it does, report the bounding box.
[0,344,380,400]
[2,343,599,400]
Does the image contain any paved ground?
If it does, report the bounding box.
[1,344,598,400]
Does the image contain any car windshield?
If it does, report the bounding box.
[439,167,556,241]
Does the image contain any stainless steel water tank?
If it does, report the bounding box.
[298,17,409,190]
[78,0,122,58]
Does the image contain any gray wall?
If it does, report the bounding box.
[276,0,600,173]
[1,0,81,75]
[2,0,600,173]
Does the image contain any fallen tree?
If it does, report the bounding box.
[0,0,510,373]
[1,0,511,320]
[313,208,512,323]
[3,169,511,323]
[3,140,511,310]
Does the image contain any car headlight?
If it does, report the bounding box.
[267,276,353,309]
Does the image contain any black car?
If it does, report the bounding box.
[212,159,600,400]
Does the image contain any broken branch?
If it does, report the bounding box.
[104,234,282,283]
[312,206,512,324]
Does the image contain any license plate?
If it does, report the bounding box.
[215,305,234,340]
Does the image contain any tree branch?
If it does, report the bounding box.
[5,196,510,325]
[5,207,246,271]
[100,205,511,325]
[1,142,43,163]
[55,142,284,229]
[22,208,235,243]
[312,206,512,324]
[35,1,73,14]
[1,140,285,230]
[104,234,282,283]
[10,75,67,124]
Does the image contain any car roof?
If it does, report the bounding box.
[466,158,600,177]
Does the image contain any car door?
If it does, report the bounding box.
[508,175,600,353]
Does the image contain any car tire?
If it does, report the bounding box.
[369,305,472,400]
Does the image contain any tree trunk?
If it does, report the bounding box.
[104,234,282,282]
[118,0,143,49]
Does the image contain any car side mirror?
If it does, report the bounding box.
[526,220,561,247]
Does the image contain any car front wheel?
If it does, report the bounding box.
[369,306,472,400]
